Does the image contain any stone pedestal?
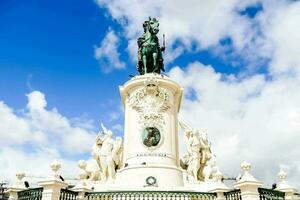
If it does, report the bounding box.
[234,181,262,200]
[7,172,26,200]
[38,179,67,200]
[276,170,297,200]
[210,190,227,200]
[116,74,184,187]
[7,188,24,200]
[234,161,262,200]
[209,171,229,200]
[73,187,92,200]
[37,160,67,200]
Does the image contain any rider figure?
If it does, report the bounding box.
[137,18,165,75]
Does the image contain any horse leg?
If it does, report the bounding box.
[153,52,158,73]
[143,55,147,74]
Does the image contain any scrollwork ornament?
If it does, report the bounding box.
[128,77,170,131]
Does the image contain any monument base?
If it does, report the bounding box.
[85,178,220,193]
[115,164,184,188]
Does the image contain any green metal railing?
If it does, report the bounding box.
[86,191,217,200]
[60,189,78,200]
[224,189,242,200]
[17,188,43,200]
[294,193,300,200]
[258,188,285,200]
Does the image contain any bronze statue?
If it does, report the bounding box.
[137,17,165,75]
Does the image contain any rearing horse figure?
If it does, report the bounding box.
[137,17,165,75]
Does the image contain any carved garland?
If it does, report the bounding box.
[127,77,170,132]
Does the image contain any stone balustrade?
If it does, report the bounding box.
[7,161,300,200]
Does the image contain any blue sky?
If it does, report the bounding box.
[0,0,126,128]
[1,0,300,188]
[0,0,259,122]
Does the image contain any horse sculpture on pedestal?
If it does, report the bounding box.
[137,17,165,75]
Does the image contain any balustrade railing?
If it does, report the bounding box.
[86,191,217,200]
[60,189,78,200]
[224,189,242,200]
[17,188,43,200]
[294,193,300,200]
[258,188,285,200]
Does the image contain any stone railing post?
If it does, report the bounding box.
[7,172,26,200]
[209,170,229,200]
[234,161,262,200]
[72,188,91,200]
[276,170,297,200]
[38,161,68,200]
[73,160,92,200]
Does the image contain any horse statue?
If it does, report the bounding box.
[137,17,165,75]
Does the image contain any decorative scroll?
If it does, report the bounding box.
[128,76,170,131]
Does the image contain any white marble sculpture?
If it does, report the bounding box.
[50,160,61,180]
[112,137,123,169]
[187,130,201,182]
[91,123,123,183]
[203,155,219,181]
[78,160,100,181]
[179,120,213,182]
[198,129,212,180]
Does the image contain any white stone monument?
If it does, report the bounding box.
[8,17,299,200]
[116,74,184,188]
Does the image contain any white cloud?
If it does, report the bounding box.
[0,91,97,183]
[27,91,47,111]
[260,1,300,75]
[0,146,80,187]
[94,30,125,72]
[169,61,300,187]
[111,123,123,135]
[95,0,300,187]
[95,0,300,73]
[0,102,32,145]
[95,0,268,66]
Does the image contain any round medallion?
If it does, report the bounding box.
[142,127,161,147]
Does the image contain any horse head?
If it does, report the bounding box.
[145,17,159,35]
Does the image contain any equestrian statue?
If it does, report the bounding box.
[137,17,165,75]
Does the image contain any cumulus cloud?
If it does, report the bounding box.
[0,102,32,145]
[95,0,268,67]
[0,91,97,183]
[169,61,300,187]
[260,1,300,75]
[94,30,125,72]
[95,0,300,187]
[95,0,300,72]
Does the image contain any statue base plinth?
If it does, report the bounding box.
[118,73,184,188]
[115,164,184,188]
